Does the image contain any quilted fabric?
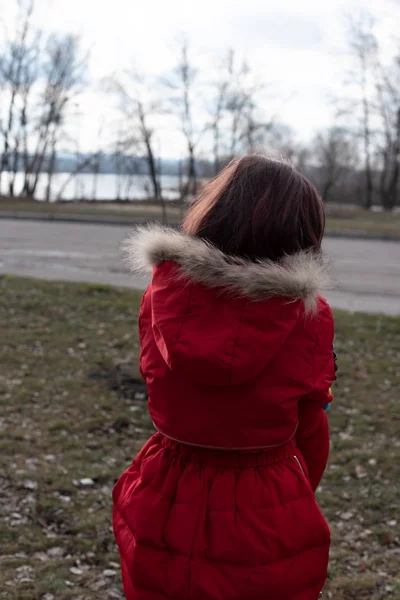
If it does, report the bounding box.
[113,242,335,599]
[113,435,330,600]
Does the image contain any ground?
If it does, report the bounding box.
[0,276,399,600]
[1,197,400,238]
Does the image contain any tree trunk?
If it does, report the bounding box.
[322,179,334,203]
[362,68,373,209]
[364,153,373,209]
[45,131,57,202]
[115,151,122,201]
[0,87,18,193]
[213,123,221,176]
[385,107,400,211]
[21,101,30,194]
[178,158,186,219]
[230,113,239,159]
[92,154,100,201]
[378,108,400,211]
[9,136,21,197]
[144,135,167,223]
[23,122,51,197]
[55,155,95,201]
[187,143,197,197]
[28,146,48,198]
[144,138,160,200]
[74,147,81,200]
[379,150,390,210]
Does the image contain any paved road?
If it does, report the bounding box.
[1,219,400,315]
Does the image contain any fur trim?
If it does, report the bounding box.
[121,224,332,313]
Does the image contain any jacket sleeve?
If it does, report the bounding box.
[138,285,152,381]
[296,299,335,492]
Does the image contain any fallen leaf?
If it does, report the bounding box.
[340,512,354,521]
[79,478,94,486]
[355,465,368,479]
[22,479,38,490]
[90,579,108,591]
[383,533,395,545]
[33,552,48,562]
[385,585,394,593]
[47,546,65,558]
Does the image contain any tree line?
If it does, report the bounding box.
[1,1,400,211]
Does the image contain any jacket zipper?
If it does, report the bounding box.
[293,454,306,477]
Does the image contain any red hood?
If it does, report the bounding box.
[149,262,303,386]
[124,225,331,388]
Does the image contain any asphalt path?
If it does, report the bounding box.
[1,219,399,315]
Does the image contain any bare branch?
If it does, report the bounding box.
[106,67,166,220]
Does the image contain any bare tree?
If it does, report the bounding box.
[23,34,85,199]
[44,124,57,201]
[165,38,203,200]
[105,70,166,221]
[0,1,85,201]
[113,126,126,201]
[311,128,358,202]
[175,40,197,196]
[0,0,39,196]
[345,14,378,209]
[207,50,234,175]
[242,97,274,154]
[225,58,251,158]
[138,100,162,205]
[55,154,96,201]
[223,55,274,159]
[206,50,275,172]
[264,125,310,171]
[375,58,400,210]
[89,125,104,201]
[122,155,141,201]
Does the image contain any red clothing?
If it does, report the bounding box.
[113,226,335,600]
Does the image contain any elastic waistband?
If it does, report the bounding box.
[157,433,297,469]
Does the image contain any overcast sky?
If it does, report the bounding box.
[3,0,399,158]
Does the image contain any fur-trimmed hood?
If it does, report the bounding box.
[122,224,332,313]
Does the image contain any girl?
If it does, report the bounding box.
[113,155,336,600]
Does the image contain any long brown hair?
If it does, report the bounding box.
[183,155,325,262]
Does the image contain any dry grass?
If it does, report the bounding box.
[0,197,182,222]
[0,276,399,599]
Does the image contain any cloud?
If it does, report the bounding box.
[20,0,400,155]
[228,10,324,52]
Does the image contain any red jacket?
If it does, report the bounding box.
[113,225,335,600]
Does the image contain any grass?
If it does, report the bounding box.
[1,196,400,237]
[0,196,182,222]
[0,276,399,600]
[326,208,400,237]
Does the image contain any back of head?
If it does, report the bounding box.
[126,154,330,389]
[183,154,325,262]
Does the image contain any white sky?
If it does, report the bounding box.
[3,0,400,158]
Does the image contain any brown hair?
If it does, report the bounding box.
[183,155,325,262]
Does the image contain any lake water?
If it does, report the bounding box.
[0,172,181,201]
